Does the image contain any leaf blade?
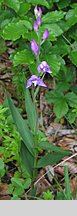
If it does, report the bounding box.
[37,151,71,168]
[25,89,38,133]
[7,94,34,155]
[20,141,34,176]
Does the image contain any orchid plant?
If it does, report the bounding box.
[7,5,71,192]
[26,5,52,92]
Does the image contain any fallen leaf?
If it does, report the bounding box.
[0,183,11,200]
[35,169,51,195]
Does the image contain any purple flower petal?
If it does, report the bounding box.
[37,16,41,26]
[37,61,52,75]
[26,80,32,88]
[43,29,49,40]
[26,75,47,88]
[37,78,47,87]
[34,5,42,18]
[37,64,41,74]
[38,7,42,17]
[31,39,39,56]
[34,20,38,31]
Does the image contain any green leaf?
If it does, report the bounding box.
[57,0,71,9]
[42,10,65,23]
[37,151,71,168]
[64,166,71,200]
[0,158,4,170]
[11,195,20,200]
[56,82,70,92]
[67,111,76,124]
[23,178,31,189]
[29,63,38,75]
[65,8,77,29]
[20,141,34,176]
[65,92,77,107]
[51,38,71,57]
[0,38,6,54]
[38,141,71,154]
[57,192,65,200]
[69,50,77,66]
[25,89,38,133]
[41,24,63,41]
[2,22,25,41]
[0,169,5,178]
[7,94,34,155]
[18,20,32,30]
[54,98,68,118]
[4,0,20,12]
[46,90,63,104]
[27,0,49,8]
[0,147,4,155]
[45,54,61,75]
[13,49,34,66]
[11,177,23,188]
[2,21,28,41]
[18,3,31,16]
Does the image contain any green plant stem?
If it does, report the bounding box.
[34,74,45,100]
[50,172,67,200]
[62,35,73,48]
[64,165,71,200]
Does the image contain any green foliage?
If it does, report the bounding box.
[69,50,77,66]
[42,10,65,24]
[11,65,26,102]
[7,174,31,199]
[7,89,71,181]
[37,151,71,168]
[0,158,5,178]
[46,84,77,122]
[0,0,77,90]
[13,49,34,66]
[20,141,34,176]
[0,104,20,162]
[38,141,71,154]
[0,37,6,53]
[0,0,77,200]
[64,165,71,200]
[4,0,20,13]
[57,165,72,200]
[27,0,49,8]
[25,89,38,133]
[7,93,34,155]
[42,190,54,200]
[2,20,32,41]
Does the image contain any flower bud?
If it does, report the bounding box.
[43,29,49,40]
[34,20,38,31]
[31,39,39,56]
[34,5,42,18]
[37,16,41,26]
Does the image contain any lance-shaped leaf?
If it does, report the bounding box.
[38,141,72,154]
[25,89,38,133]
[37,151,71,168]
[7,94,34,155]
[20,141,34,176]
